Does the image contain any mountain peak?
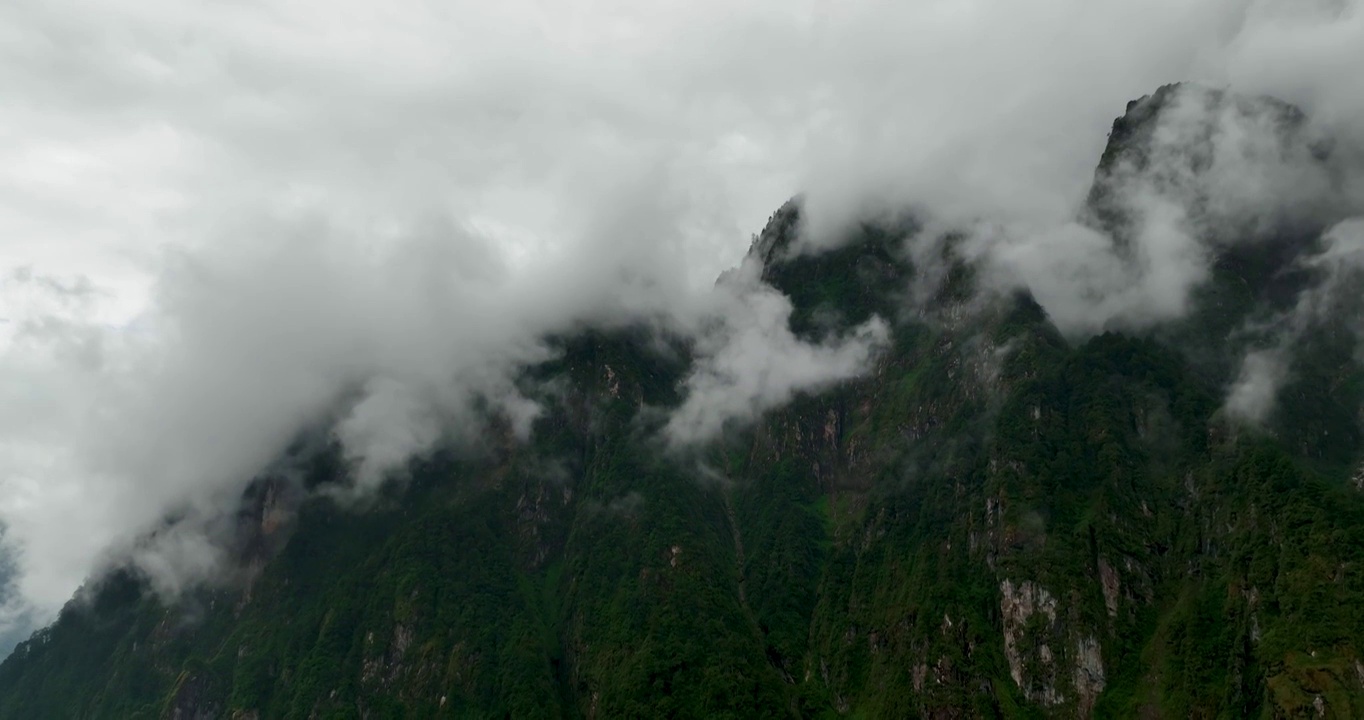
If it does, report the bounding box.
[1084,83,1329,241]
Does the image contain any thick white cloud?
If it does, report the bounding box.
[1,0,1363,656]
[665,257,890,445]
[1225,348,1292,423]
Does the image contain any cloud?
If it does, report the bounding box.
[955,81,1364,337]
[584,492,646,519]
[1225,349,1292,423]
[0,73,880,653]
[333,377,446,497]
[665,257,890,445]
[789,0,1266,246]
[1222,217,1364,423]
[2,0,1363,659]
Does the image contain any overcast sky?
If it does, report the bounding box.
[2,0,1362,655]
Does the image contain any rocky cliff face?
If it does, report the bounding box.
[2,86,1364,719]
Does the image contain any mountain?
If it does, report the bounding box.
[3,84,1364,719]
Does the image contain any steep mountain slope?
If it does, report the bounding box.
[3,85,1364,719]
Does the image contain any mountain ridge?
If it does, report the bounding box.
[2,84,1364,719]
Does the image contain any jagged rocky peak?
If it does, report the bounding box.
[1084,82,1355,248]
[739,198,918,340]
[1091,82,1310,180]
[746,195,803,269]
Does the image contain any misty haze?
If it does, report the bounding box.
[2,1,1364,718]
